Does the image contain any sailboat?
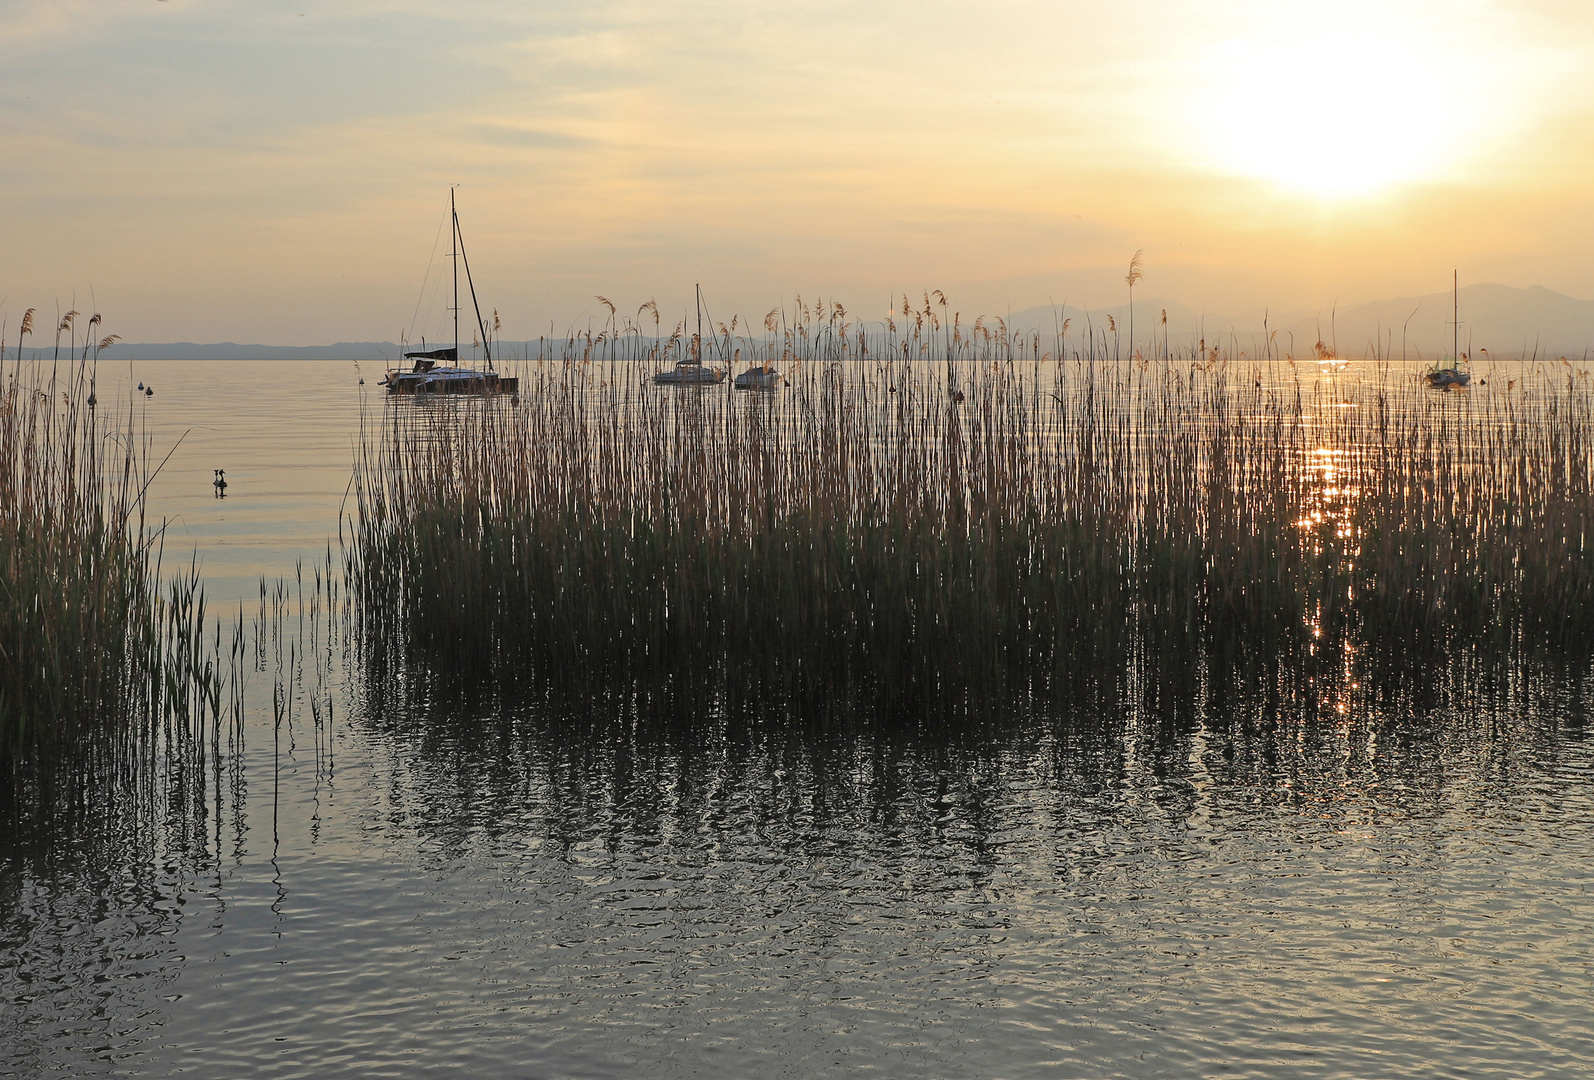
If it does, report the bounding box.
[1425,270,1471,389]
[381,191,519,396]
[654,284,727,385]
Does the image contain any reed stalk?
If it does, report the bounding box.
[352,303,1594,721]
[1,355,239,825]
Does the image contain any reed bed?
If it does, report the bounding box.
[352,301,1594,721]
[1,356,242,828]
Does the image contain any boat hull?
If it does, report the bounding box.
[383,368,518,396]
[654,367,726,386]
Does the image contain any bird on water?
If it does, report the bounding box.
[214,469,227,495]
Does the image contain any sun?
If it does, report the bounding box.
[1191,31,1481,199]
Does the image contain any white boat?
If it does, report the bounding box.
[381,350,519,395]
[654,360,726,386]
[381,192,516,397]
[653,284,727,387]
[733,364,781,390]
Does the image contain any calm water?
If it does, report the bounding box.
[95,360,370,608]
[4,359,1593,1078]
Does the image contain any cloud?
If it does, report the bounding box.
[4,0,1594,344]
[470,125,591,150]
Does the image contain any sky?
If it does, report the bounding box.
[3,0,1593,346]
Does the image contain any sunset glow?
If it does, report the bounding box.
[1,1,1591,342]
[7,5,1594,1077]
[1192,31,1481,198]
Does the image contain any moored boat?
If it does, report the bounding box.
[654,360,726,386]
[733,364,781,390]
[383,349,520,395]
[381,192,515,397]
[1425,362,1470,389]
[1425,270,1472,389]
[654,284,729,387]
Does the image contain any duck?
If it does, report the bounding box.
[213,469,227,494]
[144,386,153,397]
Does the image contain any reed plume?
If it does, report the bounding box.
[2,348,239,822]
[350,306,1594,722]
[13,308,35,370]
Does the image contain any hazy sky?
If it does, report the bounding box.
[4,0,1593,345]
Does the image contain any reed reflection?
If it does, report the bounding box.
[344,619,1586,888]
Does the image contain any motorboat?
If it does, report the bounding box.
[382,192,517,397]
[733,364,781,390]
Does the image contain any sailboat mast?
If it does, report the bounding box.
[452,187,460,361]
[1453,268,1459,369]
[696,283,702,364]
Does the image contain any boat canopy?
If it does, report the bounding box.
[404,347,458,362]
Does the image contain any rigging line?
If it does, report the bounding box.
[418,262,443,348]
[697,290,729,366]
[406,208,450,344]
[452,211,493,367]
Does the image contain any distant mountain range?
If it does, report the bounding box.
[1008,284,1594,361]
[11,341,406,362]
[1281,284,1594,361]
[12,285,1593,362]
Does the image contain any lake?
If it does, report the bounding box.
[3,358,1592,1079]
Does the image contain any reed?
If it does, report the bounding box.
[1,354,241,824]
[351,299,1594,721]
